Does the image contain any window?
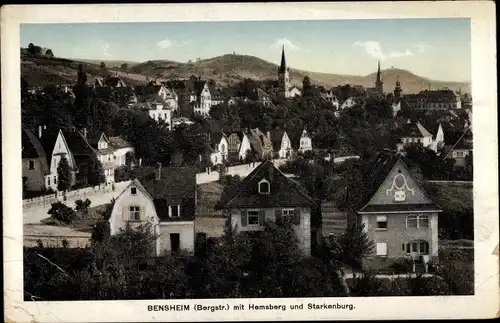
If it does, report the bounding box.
[376,215,388,229]
[405,241,429,255]
[129,206,140,221]
[47,177,51,186]
[258,179,270,194]
[28,160,35,170]
[130,187,137,195]
[406,215,418,228]
[407,215,430,229]
[169,205,180,218]
[283,209,294,223]
[53,176,57,184]
[248,210,260,226]
[419,215,429,228]
[376,242,387,256]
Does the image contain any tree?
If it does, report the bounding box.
[75,198,92,214]
[302,76,312,98]
[120,63,128,70]
[324,222,375,270]
[47,202,77,224]
[57,156,72,192]
[88,159,106,186]
[100,61,106,69]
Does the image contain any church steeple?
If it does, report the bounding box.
[375,60,384,94]
[278,45,287,73]
[277,45,290,98]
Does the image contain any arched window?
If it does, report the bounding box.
[406,215,418,228]
[258,179,270,194]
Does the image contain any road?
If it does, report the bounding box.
[23,181,130,225]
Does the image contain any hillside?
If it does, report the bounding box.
[21,53,471,94]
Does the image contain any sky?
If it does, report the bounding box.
[20,18,471,82]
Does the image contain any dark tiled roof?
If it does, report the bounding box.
[398,122,432,138]
[418,89,458,103]
[39,128,60,162]
[352,153,400,210]
[133,167,197,221]
[22,128,50,174]
[108,136,133,149]
[226,159,316,208]
[358,203,441,213]
[62,130,95,156]
[445,127,473,157]
[270,129,285,150]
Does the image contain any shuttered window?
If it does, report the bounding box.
[283,209,294,224]
[247,210,260,226]
[293,208,301,225]
[275,209,283,225]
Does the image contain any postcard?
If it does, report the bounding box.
[2,1,498,322]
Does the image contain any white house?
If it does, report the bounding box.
[298,129,313,154]
[39,128,77,191]
[108,166,198,256]
[270,130,293,159]
[89,133,116,184]
[321,91,340,110]
[396,120,434,153]
[148,102,172,130]
[209,132,229,166]
[108,136,135,168]
[289,86,302,98]
[340,97,357,110]
[193,82,212,116]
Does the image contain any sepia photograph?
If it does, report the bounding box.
[3,2,498,322]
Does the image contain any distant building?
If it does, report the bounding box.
[396,120,434,153]
[247,128,274,160]
[22,128,51,192]
[270,129,294,159]
[298,128,313,154]
[289,85,302,98]
[146,100,172,130]
[321,90,340,110]
[227,131,252,162]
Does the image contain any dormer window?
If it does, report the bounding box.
[258,179,270,194]
[130,187,137,195]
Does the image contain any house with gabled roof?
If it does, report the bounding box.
[350,153,442,271]
[225,159,317,256]
[108,166,197,256]
[270,129,294,159]
[38,127,78,191]
[87,132,116,184]
[298,128,313,154]
[396,120,434,153]
[248,128,274,160]
[208,132,229,166]
[227,130,252,162]
[108,136,135,168]
[22,128,50,192]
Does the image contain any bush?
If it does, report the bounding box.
[114,165,132,182]
[47,202,77,224]
[91,220,111,244]
[75,199,91,214]
[389,258,413,274]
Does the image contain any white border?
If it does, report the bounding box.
[2,2,498,321]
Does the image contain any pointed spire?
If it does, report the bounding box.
[279,45,287,73]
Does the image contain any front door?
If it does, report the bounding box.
[170,233,180,254]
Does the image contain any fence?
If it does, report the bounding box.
[23,180,132,208]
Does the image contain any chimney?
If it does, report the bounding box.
[38,125,43,139]
[157,162,162,180]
